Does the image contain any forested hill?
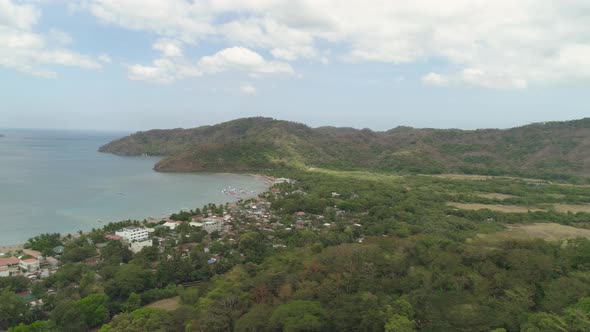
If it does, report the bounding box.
[100,117,590,180]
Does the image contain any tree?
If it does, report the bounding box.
[99,307,169,332]
[105,264,153,299]
[124,293,141,312]
[235,304,273,332]
[268,301,325,332]
[384,315,415,332]
[77,294,110,327]
[180,287,200,306]
[50,301,89,332]
[0,289,30,330]
[520,312,568,332]
[9,321,59,332]
[239,232,267,264]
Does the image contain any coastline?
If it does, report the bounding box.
[246,173,276,186]
[0,243,24,253]
[1,172,274,249]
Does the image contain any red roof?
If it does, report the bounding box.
[23,249,42,258]
[0,257,19,266]
[21,258,38,263]
[106,234,122,241]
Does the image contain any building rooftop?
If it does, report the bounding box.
[0,257,19,266]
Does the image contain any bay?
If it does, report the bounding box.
[0,129,268,245]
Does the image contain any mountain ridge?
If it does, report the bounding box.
[99,117,590,180]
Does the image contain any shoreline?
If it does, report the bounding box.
[0,243,25,253]
[1,173,274,248]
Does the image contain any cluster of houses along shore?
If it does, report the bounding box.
[0,248,60,278]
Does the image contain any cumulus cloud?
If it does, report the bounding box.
[128,46,293,83]
[128,58,201,84]
[198,47,294,77]
[422,73,448,86]
[153,39,183,57]
[240,83,257,96]
[85,0,590,89]
[98,53,112,63]
[0,0,101,78]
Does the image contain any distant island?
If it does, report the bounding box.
[100,117,590,182]
[0,134,4,137]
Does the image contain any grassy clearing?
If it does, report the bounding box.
[474,223,590,242]
[448,202,544,213]
[145,296,180,311]
[552,203,590,213]
[307,167,401,182]
[475,193,519,200]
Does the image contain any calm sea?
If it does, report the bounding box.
[0,129,268,245]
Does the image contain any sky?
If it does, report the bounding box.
[1,0,589,132]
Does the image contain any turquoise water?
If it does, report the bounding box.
[0,129,268,245]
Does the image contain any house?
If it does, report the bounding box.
[19,258,40,272]
[202,217,224,234]
[0,257,20,277]
[129,239,152,253]
[105,234,122,241]
[163,220,183,230]
[189,221,203,228]
[46,256,59,267]
[17,291,43,307]
[274,177,293,184]
[23,249,43,259]
[115,226,149,242]
[191,215,204,222]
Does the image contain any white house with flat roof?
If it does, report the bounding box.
[19,258,40,272]
[129,239,152,253]
[202,217,224,234]
[116,226,149,242]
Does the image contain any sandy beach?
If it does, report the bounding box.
[0,243,24,253]
[246,173,276,186]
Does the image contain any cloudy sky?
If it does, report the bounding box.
[1,0,589,131]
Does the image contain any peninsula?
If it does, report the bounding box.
[100,117,590,181]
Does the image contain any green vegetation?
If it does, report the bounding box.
[101,117,590,181]
[8,117,590,331]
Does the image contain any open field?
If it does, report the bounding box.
[475,223,590,242]
[476,193,519,200]
[552,203,590,213]
[145,296,180,311]
[448,202,544,213]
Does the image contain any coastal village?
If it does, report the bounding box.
[0,176,362,311]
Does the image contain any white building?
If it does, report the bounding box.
[202,217,224,234]
[163,220,183,230]
[19,258,40,272]
[129,239,152,253]
[116,226,149,242]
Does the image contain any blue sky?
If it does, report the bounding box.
[1,1,589,131]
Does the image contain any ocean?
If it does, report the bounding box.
[0,129,269,245]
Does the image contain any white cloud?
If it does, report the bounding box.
[98,53,112,63]
[0,0,101,78]
[197,47,294,77]
[128,46,293,84]
[422,73,448,86]
[85,0,590,89]
[153,39,183,57]
[240,83,257,96]
[128,58,201,84]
